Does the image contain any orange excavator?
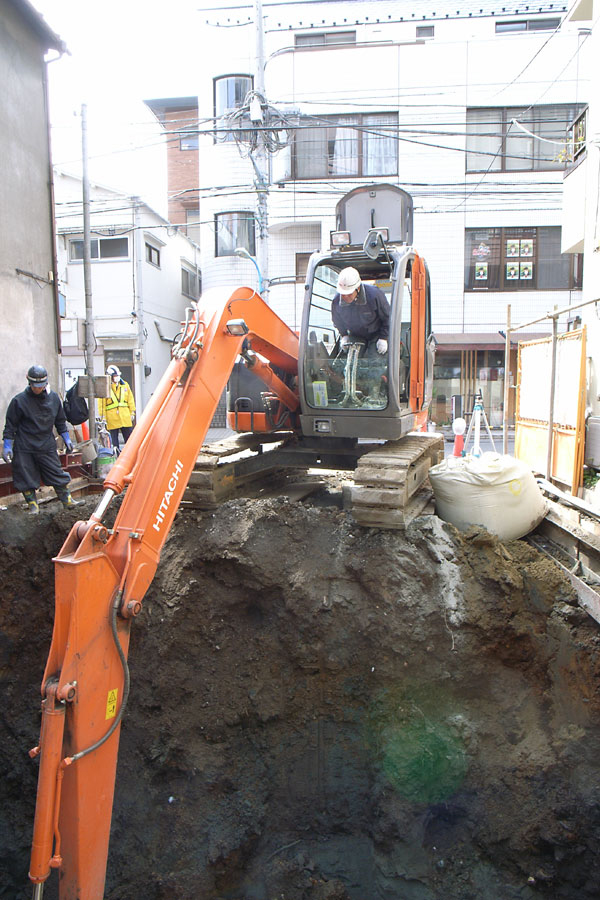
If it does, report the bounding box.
[27,184,437,898]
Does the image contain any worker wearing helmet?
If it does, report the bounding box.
[331,267,390,356]
[98,365,136,452]
[1,366,84,513]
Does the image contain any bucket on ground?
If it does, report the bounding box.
[96,447,117,478]
[76,440,97,464]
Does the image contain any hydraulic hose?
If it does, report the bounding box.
[69,592,130,764]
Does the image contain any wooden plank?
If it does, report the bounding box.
[352,488,433,529]
[354,466,409,486]
[352,458,430,507]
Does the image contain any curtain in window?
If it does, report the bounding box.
[216,213,256,256]
[364,115,397,175]
[466,110,503,172]
[534,106,575,168]
[502,106,575,171]
[504,109,535,171]
[331,118,358,176]
[215,76,252,116]
[297,125,327,178]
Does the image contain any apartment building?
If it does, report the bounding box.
[147,0,590,425]
[54,172,201,409]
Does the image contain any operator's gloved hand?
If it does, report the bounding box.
[376,338,388,355]
[340,335,351,350]
[2,439,13,464]
[60,432,73,454]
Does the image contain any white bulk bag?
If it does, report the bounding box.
[429,452,548,541]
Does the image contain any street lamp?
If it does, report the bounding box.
[234,246,264,295]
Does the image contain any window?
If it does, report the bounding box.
[213,74,253,142]
[69,236,129,261]
[185,209,201,245]
[181,266,200,299]
[466,104,584,172]
[179,125,199,151]
[215,212,256,257]
[495,18,560,32]
[295,31,356,47]
[416,25,434,38]
[145,243,160,267]
[296,253,312,283]
[566,107,587,167]
[465,227,583,291]
[293,114,398,178]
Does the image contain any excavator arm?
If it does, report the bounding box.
[28,287,299,900]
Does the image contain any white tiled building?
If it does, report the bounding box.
[148,0,590,425]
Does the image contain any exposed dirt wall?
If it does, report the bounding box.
[1,496,600,899]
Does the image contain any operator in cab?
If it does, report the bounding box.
[1,365,84,514]
[331,267,390,358]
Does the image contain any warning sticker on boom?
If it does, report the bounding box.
[106,689,118,720]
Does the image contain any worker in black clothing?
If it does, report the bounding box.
[331,267,390,403]
[331,267,390,356]
[2,365,84,514]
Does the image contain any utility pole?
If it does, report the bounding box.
[253,0,269,299]
[132,198,146,408]
[81,103,96,441]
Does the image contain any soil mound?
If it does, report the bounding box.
[1,495,600,899]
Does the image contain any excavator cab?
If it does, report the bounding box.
[226,184,434,440]
[298,184,434,440]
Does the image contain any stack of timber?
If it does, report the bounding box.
[350,434,444,529]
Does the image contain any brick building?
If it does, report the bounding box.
[145,97,201,244]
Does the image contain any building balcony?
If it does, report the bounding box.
[562,107,588,254]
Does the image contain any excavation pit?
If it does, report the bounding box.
[1,493,600,899]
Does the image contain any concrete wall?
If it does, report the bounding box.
[0,1,61,429]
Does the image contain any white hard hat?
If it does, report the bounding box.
[337,267,361,295]
[107,365,121,377]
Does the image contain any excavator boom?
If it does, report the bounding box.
[28,287,299,899]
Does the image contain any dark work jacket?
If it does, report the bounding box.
[331,283,390,341]
[3,387,67,453]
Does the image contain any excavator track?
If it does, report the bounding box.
[184,431,444,529]
[350,433,444,528]
[184,432,297,509]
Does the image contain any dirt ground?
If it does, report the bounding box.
[1,485,600,899]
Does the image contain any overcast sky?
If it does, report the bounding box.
[33,0,220,212]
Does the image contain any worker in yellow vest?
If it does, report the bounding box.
[98,365,136,452]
